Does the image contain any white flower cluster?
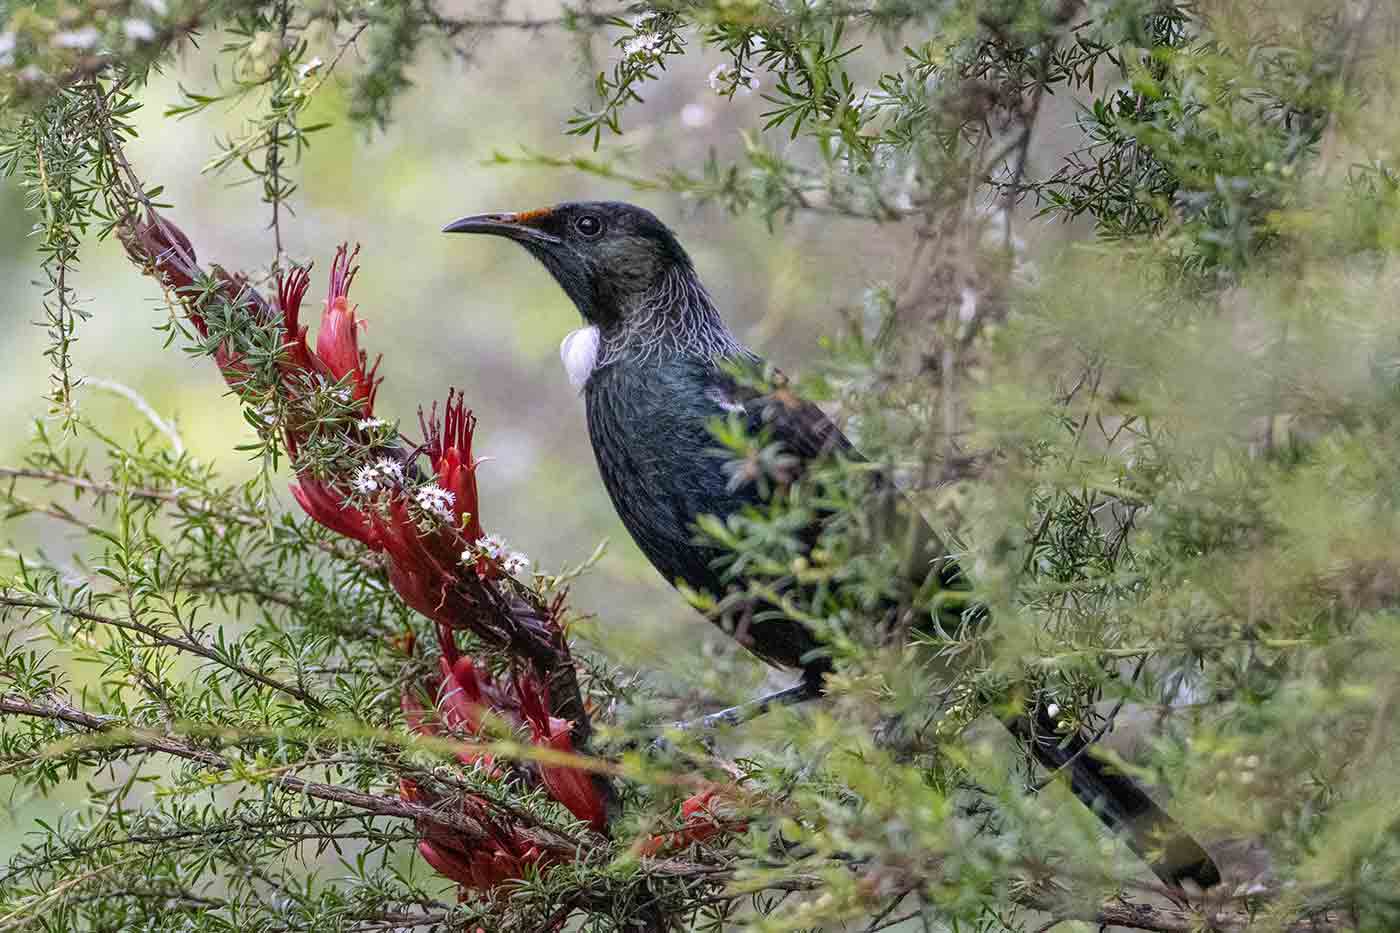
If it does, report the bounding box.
[351,457,405,495]
[53,26,99,49]
[355,417,390,432]
[623,31,662,59]
[413,483,456,522]
[707,63,759,96]
[123,19,156,41]
[464,534,531,576]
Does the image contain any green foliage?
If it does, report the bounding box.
[3,0,1400,930]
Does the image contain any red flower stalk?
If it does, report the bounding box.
[123,211,606,894]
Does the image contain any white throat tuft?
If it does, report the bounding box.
[560,326,601,390]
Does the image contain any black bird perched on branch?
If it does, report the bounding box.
[444,200,1220,889]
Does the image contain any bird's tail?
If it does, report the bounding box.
[1006,704,1221,889]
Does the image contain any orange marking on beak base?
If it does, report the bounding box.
[511,207,553,222]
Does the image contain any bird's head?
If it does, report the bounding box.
[443,201,695,332]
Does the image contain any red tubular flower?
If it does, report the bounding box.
[121,210,198,293]
[518,675,608,831]
[290,478,377,548]
[423,390,484,542]
[435,656,505,773]
[400,774,559,892]
[276,265,320,377]
[314,245,381,413]
[637,787,747,857]
[399,634,513,774]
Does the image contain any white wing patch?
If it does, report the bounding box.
[559,326,600,391]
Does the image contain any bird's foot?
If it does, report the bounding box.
[643,680,821,758]
[670,681,819,733]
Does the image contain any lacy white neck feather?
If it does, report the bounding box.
[559,266,745,389]
[559,325,600,391]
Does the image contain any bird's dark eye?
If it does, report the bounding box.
[574,214,603,238]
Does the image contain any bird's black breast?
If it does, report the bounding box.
[584,357,748,599]
[583,356,829,672]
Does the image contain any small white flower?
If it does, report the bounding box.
[479,533,508,561]
[414,483,456,522]
[746,34,767,53]
[1046,703,1060,719]
[502,551,531,575]
[374,457,404,485]
[356,417,389,432]
[351,464,381,495]
[707,64,731,94]
[123,19,156,42]
[0,32,16,67]
[297,56,323,80]
[142,0,169,14]
[53,27,100,49]
[623,32,661,59]
[708,63,759,96]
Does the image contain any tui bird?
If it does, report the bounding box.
[444,201,1220,888]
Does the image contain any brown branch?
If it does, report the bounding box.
[418,4,631,35]
[0,695,573,853]
[0,594,323,710]
[0,464,385,573]
[1020,886,1352,933]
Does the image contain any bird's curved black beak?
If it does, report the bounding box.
[442,211,562,245]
